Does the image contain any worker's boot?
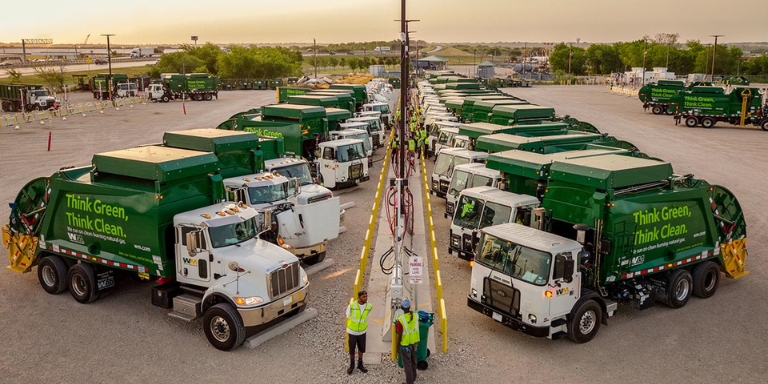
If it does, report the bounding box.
[357,360,368,373]
[347,360,355,375]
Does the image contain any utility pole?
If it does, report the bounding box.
[473,49,476,78]
[710,35,723,82]
[313,38,317,78]
[101,34,115,102]
[641,38,647,86]
[568,43,572,85]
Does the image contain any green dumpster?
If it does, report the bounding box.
[397,311,434,370]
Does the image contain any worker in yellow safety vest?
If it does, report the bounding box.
[346,290,372,375]
[392,134,399,163]
[395,299,420,384]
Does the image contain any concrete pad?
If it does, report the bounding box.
[304,258,335,276]
[340,202,356,210]
[243,308,318,349]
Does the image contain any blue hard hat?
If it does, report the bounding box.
[401,299,411,309]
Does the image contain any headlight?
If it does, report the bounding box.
[528,314,537,324]
[303,274,308,284]
[235,296,264,306]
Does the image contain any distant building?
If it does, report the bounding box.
[476,61,495,78]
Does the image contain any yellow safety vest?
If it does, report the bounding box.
[347,302,372,333]
[398,313,420,346]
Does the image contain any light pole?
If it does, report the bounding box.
[568,43,572,84]
[313,38,317,78]
[473,49,476,78]
[191,35,198,47]
[641,38,647,86]
[710,34,723,82]
[101,34,115,101]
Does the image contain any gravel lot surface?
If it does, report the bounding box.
[1,86,766,384]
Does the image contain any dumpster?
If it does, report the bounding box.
[397,311,434,370]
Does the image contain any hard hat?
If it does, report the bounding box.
[401,299,411,310]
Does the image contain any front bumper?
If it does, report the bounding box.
[467,296,548,338]
[292,242,325,260]
[238,284,309,327]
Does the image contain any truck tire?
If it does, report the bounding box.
[692,261,720,299]
[203,303,246,351]
[685,116,699,128]
[701,117,715,129]
[651,105,663,115]
[760,120,768,131]
[38,255,69,294]
[67,263,99,304]
[666,269,693,308]
[204,94,213,101]
[161,95,170,103]
[665,107,674,115]
[194,94,203,101]
[567,300,602,343]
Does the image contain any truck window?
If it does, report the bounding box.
[469,175,493,188]
[208,218,257,248]
[273,163,313,186]
[248,182,291,204]
[454,195,483,229]
[434,153,452,175]
[448,170,470,197]
[437,131,451,145]
[476,234,551,286]
[453,157,470,171]
[337,143,365,162]
[479,202,512,229]
[514,207,532,226]
[179,226,206,250]
[323,148,335,160]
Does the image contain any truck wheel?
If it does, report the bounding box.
[692,261,720,299]
[666,269,693,308]
[204,303,246,351]
[194,94,203,101]
[760,120,768,131]
[701,118,715,129]
[685,117,699,128]
[38,256,69,294]
[67,263,99,304]
[204,94,213,101]
[161,95,170,103]
[567,300,602,343]
[665,107,674,115]
[651,105,663,115]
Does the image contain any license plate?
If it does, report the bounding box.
[492,312,503,322]
[283,296,293,306]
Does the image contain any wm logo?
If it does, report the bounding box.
[182,257,198,266]
[67,232,85,244]
[556,287,570,296]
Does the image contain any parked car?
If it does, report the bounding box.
[94,58,107,65]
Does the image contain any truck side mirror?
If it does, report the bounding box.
[563,258,575,283]
[554,252,574,283]
[262,210,272,232]
[292,178,300,196]
[186,232,199,256]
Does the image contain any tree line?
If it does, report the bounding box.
[549,33,768,77]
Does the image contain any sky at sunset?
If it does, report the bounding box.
[2,0,766,45]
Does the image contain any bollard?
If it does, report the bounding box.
[47,131,51,151]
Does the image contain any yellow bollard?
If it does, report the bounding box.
[441,298,448,353]
[433,248,439,275]
[436,270,443,302]
[360,247,368,274]
[353,269,361,299]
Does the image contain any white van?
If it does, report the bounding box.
[448,186,539,260]
[445,163,501,218]
[431,148,488,198]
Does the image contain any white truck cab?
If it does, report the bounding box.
[431,148,488,198]
[223,170,339,265]
[468,223,604,343]
[362,102,392,127]
[434,127,460,155]
[172,201,309,350]
[449,187,539,260]
[314,139,370,189]
[338,122,374,154]
[427,121,462,156]
[116,82,138,98]
[347,116,385,149]
[147,83,172,102]
[331,128,373,166]
[445,163,501,218]
[425,113,458,127]
[452,135,471,150]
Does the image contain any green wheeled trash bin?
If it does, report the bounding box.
[397,311,434,369]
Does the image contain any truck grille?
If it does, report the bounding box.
[482,277,520,317]
[349,163,363,180]
[372,135,381,147]
[439,180,449,194]
[269,262,300,299]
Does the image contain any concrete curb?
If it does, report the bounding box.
[244,308,318,349]
[305,258,335,276]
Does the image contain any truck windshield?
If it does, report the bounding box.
[434,153,452,175]
[437,131,452,145]
[34,90,48,97]
[337,143,366,162]
[479,202,512,229]
[453,195,483,229]
[353,133,372,152]
[273,163,313,186]
[448,170,470,197]
[476,234,552,286]
[248,180,296,204]
[470,175,493,188]
[208,218,257,248]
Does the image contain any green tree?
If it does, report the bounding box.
[550,43,586,75]
[180,42,222,73]
[215,46,301,79]
[157,52,205,74]
[586,44,621,74]
[5,69,22,82]
[34,66,64,91]
[348,58,359,71]
[328,56,339,69]
[743,56,768,76]
[339,57,346,70]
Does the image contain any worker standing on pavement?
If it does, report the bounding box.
[346,290,372,375]
[395,299,420,384]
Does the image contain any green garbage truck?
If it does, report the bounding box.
[468,153,748,343]
[146,73,222,102]
[329,84,368,108]
[671,86,768,130]
[276,87,314,103]
[488,105,556,125]
[90,73,129,100]
[0,83,60,112]
[637,80,686,115]
[3,145,309,351]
